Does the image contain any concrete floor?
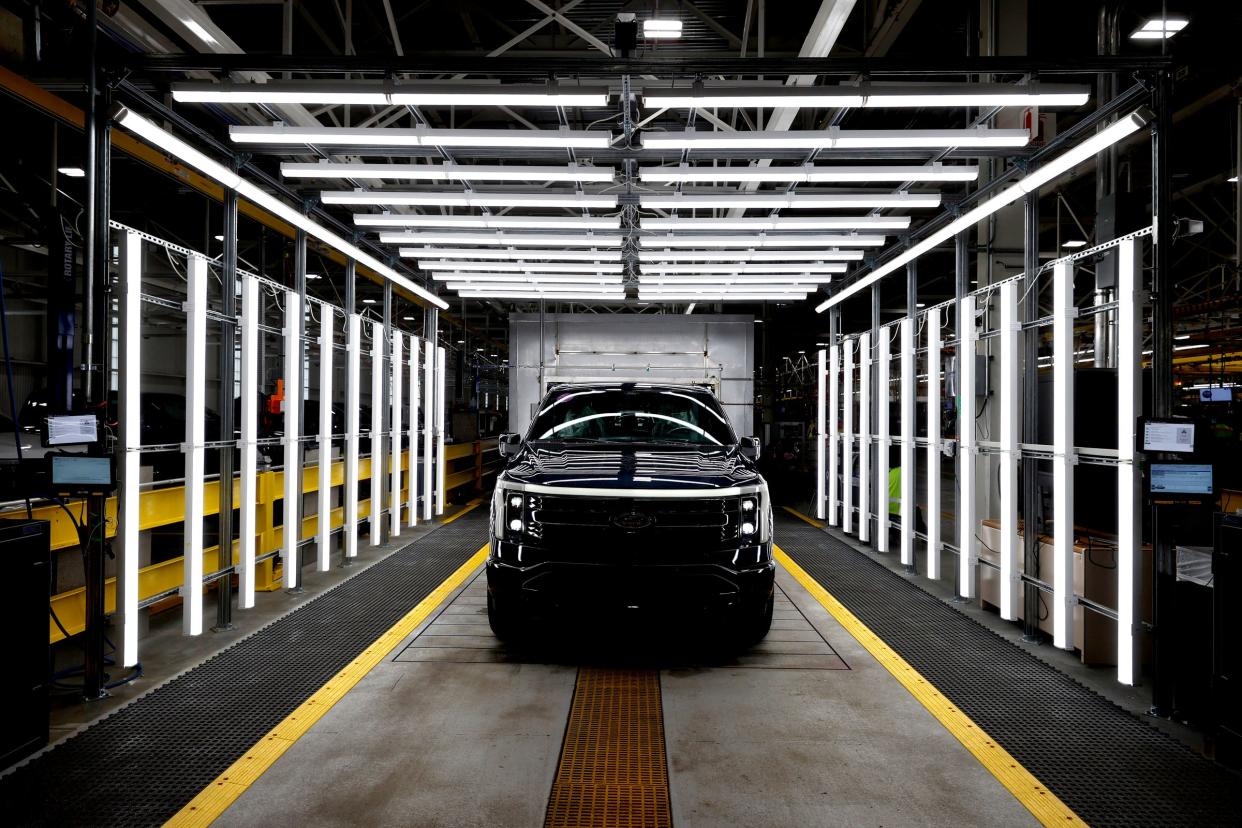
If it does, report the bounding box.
[213,565,1037,828]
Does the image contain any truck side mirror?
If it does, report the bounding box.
[499,432,523,458]
[739,436,760,460]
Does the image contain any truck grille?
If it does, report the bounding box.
[528,494,738,555]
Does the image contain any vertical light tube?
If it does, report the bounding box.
[238,275,259,607]
[117,231,142,664]
[436,345,446,515]
[183,255,208,635]
[925,309,941,579]
[999,282,1020,620]
[423,339,434,521]
[317,308,333,571]
[370,320,384,546]
[344,314,361,558]
[1052,261,1075,649]
[876,328,891,554]
[816,348,826,520]
[958,295,977,599]
[842,339,855,535]
[858,332,872,543]
[1116,238,1140,684]
[282,290,303,585]
[390,330,403,537]
[827,345,840,527]
[900,317,915,566]
[408,336,420,527]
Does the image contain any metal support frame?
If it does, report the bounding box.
[842,337,855,535]
[957,293,976,598]
[1051,260,1076,650]
[998,280,1020,621]
[924,306,939,576]
[858,331,872,544]
[183,255,208,634]
[215,181,238,629]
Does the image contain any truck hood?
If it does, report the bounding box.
[501,443,762,493]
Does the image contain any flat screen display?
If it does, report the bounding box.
[47,414,98,446]
[51,455,113,487]
[1143,421,1195,453]
[1149,463,1213,496]
[1198,387,1233,402]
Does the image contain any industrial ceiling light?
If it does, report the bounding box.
[324,191,618,209]
[420,261,623,273]
[638,249,864,262]
[281,162,614,183]
[111,105,447,309]
[640,234,885,248]
[398,247,623,261]
[642,216,910,231]
[378,232,624,247]
[639,164,979,183]
[643,128,1030,151]
[355,215,620,230]
[174,81,609,107]
[57,166,86,177]
[641,276,834,285]
[182,19,219,45]
[817,107,1152,312]
[453,290,626,300]
[444,282,620,292]
[433,273,622,284]
[230,125,611,149]
[639,192,940,209]
[642,83,1089,110]
[639,292,812,302]
[1129,17,1188,40]
[643,18,683,38]
[642,263,846,274]
[1061,239,1087,248]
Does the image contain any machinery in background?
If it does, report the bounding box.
[0,519,50,768]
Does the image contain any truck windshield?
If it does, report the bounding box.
[528,387,736,446]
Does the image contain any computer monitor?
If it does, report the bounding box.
[49,455,114,492]
[42,413,99,447]
[1143,420,1196,453]
[1199,387,1233,403]
[1149,463,1214,496]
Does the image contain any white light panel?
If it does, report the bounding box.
[183,256,208,635]
[923,308,940,577]
[391,330,403,538]
[999,281,1019,620]
[842,339,855,535]
[400,246,623,262]
[1051,262,1075,649]
[407,336,420,528]
[282,162,614,183]
[357,215,620,230]
[231,125,611,149]
[642,83,1089,110]
[640,164,979,184]
[117,231,142,665]
[378,232,624,247]
[370,320,384,546]
[326,190,617,209]
[957,295,976,599]
[344,314,361,558]
[436,346,446,515]
[317,307,333,572]
[641,234,885,249]
[828,344,840,527]
[638,249,864,262]
[644,128,1030,151]
[422,338,434,521]
[816,348,826,520]
[875,327,890,554]
[640,193,940,210]
[175,81,608,107]
[283,290,303,584]
[899,317,915,566]
[641,216,911,231]
[436,274,622,284]
[642,263,846,275]
[1116,238,1141,685]
[859,332,872,544]
[422,260,623,274]
[239,275,259,605]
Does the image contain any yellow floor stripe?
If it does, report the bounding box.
[776,506,1084,827]
[165,506,487,827]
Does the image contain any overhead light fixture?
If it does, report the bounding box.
[640,192,940,209]
[643,128,1030,151]
[362,298,378,304]
[324,190,617,209]
[817,108,1152,312]
[403,315,415,321]
[1062,239,1087,248]
[397,247,623,262]
[57,166,86,177]
[1174,343,1209,351]
[642,216,910,231]
[213,234,225,241]
[421,260,622,273]
[435,274,622,284]
[641,276,833,285]
[642,83,1089,110]
[1129,18,1188,40]
[639,292,812,302]
[638,249,863,262]
[444,282,620,292]
[305,273,321,280]
[1228,175,1239,183]
[641,234,885,248]
[643,263,846,274]
[355,214,620,230]
[231,125,611,149]
[378,232,624,247]
[280,162,614,183]
[643,18,683,38]
[639,164,979,184]
[112,106,446,309]
[182,19,219,45]
[453,290,626,301]
[174,81,608,107]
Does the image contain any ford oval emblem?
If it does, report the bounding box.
[612,511,653,530]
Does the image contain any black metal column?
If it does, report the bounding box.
[1150,71,1175,716]
[214,177,239,630]
[1021,193,1041,641]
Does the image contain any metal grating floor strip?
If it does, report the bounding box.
[0,510,488,828]
[775,514,1242,828]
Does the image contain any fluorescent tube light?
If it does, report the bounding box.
[444,282,619,293]
[183,256,208,636]
[182,19,218,45]
[317,310,333,570]
[407,336,419,528]
[640,164,979,183]
[117,231,141,665]
[281,162,614,182]
[344,314,361,558]
[1062,239,1087,248]
[640,192,940,209]
[58,166,86,177]
[1130,18,1188,39]
[641,234,885,248]
[421,260,622,273]
[231,125,611,149]
[642,216,909,231]
[438,274,622,284]
[324,190,617,209]
[643,128,1030,151]
[644,18,683,38]
[454,290,626,300]
[378,232,624,247]
[112,106,447,309]
[355,214,620,230]
[239,274,260,602]
[1174,343,1209,351]
[283,291,304,575]
[174,81,608,107]
[398,247,623,261]
[643,263,845,274]
[638,293,811,302]
[817,108,1152,312]
[638,249,863,262]
[390,330,403,538]
[641,277,831,286]
[422,339,433,521]
[643,83,1089,110]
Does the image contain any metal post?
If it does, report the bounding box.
[380,281,393,542]
[1021,193,1041,640]
[1150,71,1175,716]
[214,175,238,630]
[285,228,307,592]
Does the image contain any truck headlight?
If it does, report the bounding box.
[741,521,756,536]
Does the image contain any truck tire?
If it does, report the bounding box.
[487,590,524,642]
[735,593,774,647]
